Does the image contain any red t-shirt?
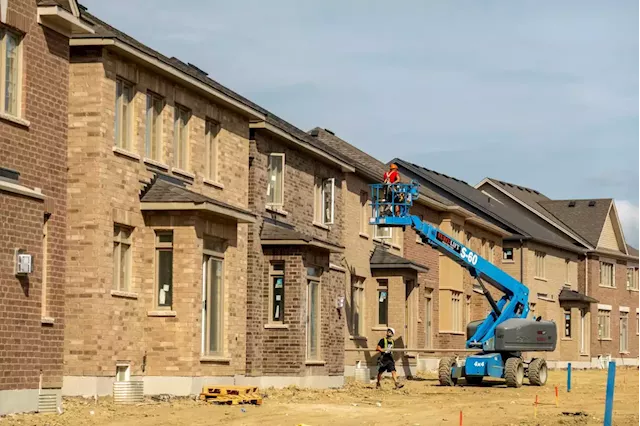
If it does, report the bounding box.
[384,170,399,183]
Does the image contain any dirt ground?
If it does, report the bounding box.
[2,368,638,426]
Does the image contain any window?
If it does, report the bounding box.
[626,268,638,290]
[113,225,133,291]
[619,311,629,353]
[529,302,536,319]
[351,276,365,336]
[266,153,284,206]
[580,309,588,353]
[600,262,614,287]
[451,291,462,332]
[564,260,571,286]
[314,177,335,225]
[173,104,190,170]
[564,309,571,338]
[465,295,471,327]
[115,364,130,382]
[155,231,173,308]
[375,225,392,240]
[489,242,495,264]
[1,29,21,116]
[306,267,321,360]
[377,279,389,326]
[145,92,163,160]
[503,248,514,261]
[270,262,285,323]
[115,78,134,149]
[41,216,49,317]
[637,311,639,336]
[534,251,546,278]
[205,120,220,182]
[597,309,611,340]
[203,237,224,355]
[360,191,369,235]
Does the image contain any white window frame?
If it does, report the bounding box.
[173,104,190,170]
[597,306,612,340]
[374,225,393,240]
[579,308,589,354]
[115,77,134,150]
[599,261,615,288]
[377,279,389,326]
[321,178,335,225]
[306,267,322,361]
[113,224,133,292]
[619,310,629,353]
[0,28,23,118]
[534,251,546,279]
[155,231,174,309]
[202,238,224,356]
[451,291,462,332]
[266,153,285,207]
[626,267,638,291]
[360,191,370,236]
[41,217,49,318]
[351,276,365,337]
[115,364,131,382]
[145,92,164,161]
[205,119,220,183]
[563,309,572,338]
[269,261,285,324]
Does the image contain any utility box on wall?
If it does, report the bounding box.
[14,249,33,275]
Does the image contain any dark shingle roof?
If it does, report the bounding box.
[140,173,253,217]
[38,0,73,13]
[538,199,612,248]
[558,288,598,304]
[74,9,351,171]
[260,219,313,242]
[393,159,587,253]
[308,128,452,206]
[627,245,639,257]
[369,246,428,272]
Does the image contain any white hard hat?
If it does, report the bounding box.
[387,327,395,335]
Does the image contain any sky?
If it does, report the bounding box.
[80,0,639,246]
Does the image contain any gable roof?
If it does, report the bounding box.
[369,246,429,272]
[627,245,639,257]
[475,178,595,248]
[72,8,352,172]
[392,159,587,253]
[538,199,612,248]
[308,127,452,206]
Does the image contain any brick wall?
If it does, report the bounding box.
[0,0,69,393]
[246,130,345,377]
[66,46,251,381]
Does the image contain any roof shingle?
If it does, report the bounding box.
[369,246,429,272]
[538,199,612,248]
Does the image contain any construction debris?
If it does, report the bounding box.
[198,385,263,405]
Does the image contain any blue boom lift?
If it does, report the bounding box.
[369,181,557,388]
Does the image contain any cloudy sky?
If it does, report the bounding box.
[80,0,639,246]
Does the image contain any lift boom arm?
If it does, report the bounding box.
[369,182,530,352]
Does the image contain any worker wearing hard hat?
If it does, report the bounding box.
[383,164,402,216]
[375,327,404,389]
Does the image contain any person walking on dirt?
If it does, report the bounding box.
[376,327,404,389]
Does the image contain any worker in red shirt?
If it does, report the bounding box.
[383,164,401,215]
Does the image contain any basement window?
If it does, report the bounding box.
[115,364,130,382]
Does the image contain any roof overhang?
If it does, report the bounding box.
[140,201,255,224]
[370,262,429,273]
[69,37,265,121]
[587,248,639,261]
[559,288,599,304]
[37,6,95,36]
[250,121,355,173]
[503,234,585,254]
[261,238,344,253]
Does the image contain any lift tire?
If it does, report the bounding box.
[465,376,483,385]
[528,358,548,386]
[504,357,525,388]
[438,357,458,386]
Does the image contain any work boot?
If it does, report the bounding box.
[395,382,404,390]
[376,382,381,389]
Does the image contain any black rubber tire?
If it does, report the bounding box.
[438,357,458,386]
[465,376,483,385]
[504,357,524,388]
[528,358,548,386]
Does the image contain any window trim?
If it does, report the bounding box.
[376,279,389,327]
[113,224,133,292]
[534,250,546,280]
[503,247,514,262]
[154,230,174,310]
[205,119,221,183]
[145,91,164,162]
[563,309,572,339]
[374,224,393,240]
[599,261,615,288]
[202,247,224,357]
[306,268,321,361]
[321,177,335,225]
[619,311,629,353]
[351,276,365,337]
[266,153,285,207]
[114,77,135,150]
[0,28,24,118]
[269,261,285,324]
[41,216,49,318]
[451,290,462,332]
[173,103,191,171]
[597,307,612,340]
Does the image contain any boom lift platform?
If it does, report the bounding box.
[369,182,557,387]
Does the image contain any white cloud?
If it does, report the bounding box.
[616,200,639,248]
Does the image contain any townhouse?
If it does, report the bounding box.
[476,179,639,366]
[0,0,93,415]
[392,160,596,366]
[245,120,355,388]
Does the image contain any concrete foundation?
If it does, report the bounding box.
[62,375,345,397]
[0,389,39,415]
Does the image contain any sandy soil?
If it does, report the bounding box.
[2,368,638,426]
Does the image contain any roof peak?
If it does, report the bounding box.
[487,177,543,195]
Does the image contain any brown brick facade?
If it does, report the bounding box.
[0,0,70,414]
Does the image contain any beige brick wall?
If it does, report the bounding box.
[66,46,251,380]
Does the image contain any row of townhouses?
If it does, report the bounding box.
[1,0,638,414]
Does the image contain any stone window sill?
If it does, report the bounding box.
[620,352,630,355]
[41,317,55,325]
[534,276,548,282]
[266,205,288,216]
[372,326,389,332]
[143,157,169,170]
[203,178,224,189]
[350,336,367,341]
[561,338,573,341]
[313,221,330,231]
[111,289,139,299]
[264,323,289,329]
[305,360,326,366]
[440,331,466,335]
[627,288,639,292]
[172,168,195,180]
[329,263,347,273]
[579,353,590,357]
[200,356,231,364]
[0,111,30,127]
[148,310,177,317]
[390,243,401,250]
[0,179,44,200]
[599,285,616,289]
[503,260,515,264]
[538,296,555,302]
[359,233,370,240]
[598,338,612,341]
[113,146,140,161]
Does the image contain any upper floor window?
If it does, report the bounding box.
[115,78,134,150]
[266,153,284,206]
[205,120,220,182]
[314,177,335,225]
[503,248,514,261]
[565,259,571,286]
[600,261,614,287]
[145,92,164,161]
[113,224,133,292]
[534,251,546,279]
[360,191,370,235]
[626,268,638,291]
[173,104,190,170]
[0,29,21,117]
[374,225,392,240]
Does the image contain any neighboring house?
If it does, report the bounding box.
[476,178,639,366]
[64,7,271,396]
[393,160,595,367]
[0,0,92,415]
[245,119,355,388]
